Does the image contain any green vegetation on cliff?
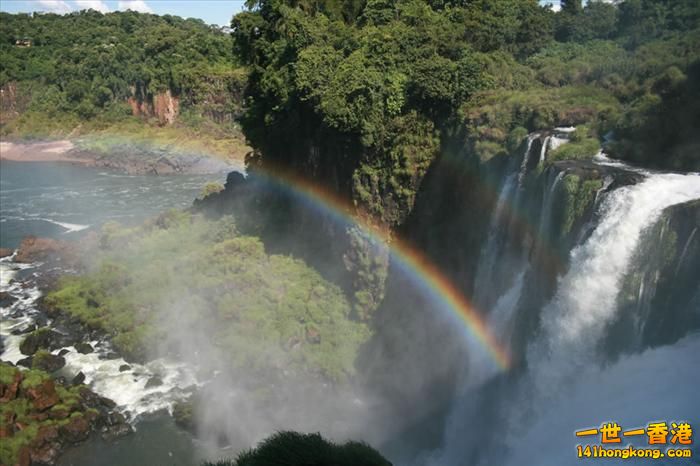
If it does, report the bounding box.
[232,0,699,224]
[45,211,370,381]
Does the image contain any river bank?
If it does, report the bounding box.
[0,161,234,465]
[1,139,243,175]
[0,239,201,465]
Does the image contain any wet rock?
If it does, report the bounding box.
[101,422,133,442]
[99,396,117,409]
[0,247,13,258]
[58,348,70,356]
[78,387,101,408]
[145,375,163,389]
[25,379,60,411]
[0,291,17,307]
[99,351,120,360]
[119,364,131,372]
[71,371,86,385]
[30,441,61,465]
[32,352,66,372]
[17,356,33,368]
[19,328,58,355]
[10,322,36,335]
[75,342,94,354]
[35,425,59,444]
[59,415,91,443]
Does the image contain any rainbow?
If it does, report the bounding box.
[247,167,512,371]
[21,131,515,371]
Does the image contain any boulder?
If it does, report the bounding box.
[59,415,91,443]
[0,247,13,258]
[10,322,36,336]
[101,422,133,442]
[29,440,61,465]
[99,396,117,409]
[32,352,66,373]
[71,371,86,385]
[19,328,58,355]
[17,356,33,368]
[75,342,94,354]
[118,364,131,372]
[0,291,17,307]
[145,376,163,389]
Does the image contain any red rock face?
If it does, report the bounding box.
[14,236,68,263]
[127,89,179,125]
[153,90,179,125]
[0,371,22,402]
[25,380,60,411]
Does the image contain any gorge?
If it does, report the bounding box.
[1,1,700,465]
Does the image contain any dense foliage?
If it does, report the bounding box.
[202,431,391,466]
[0,9,246,154]
[232,0,700,220]
[45,211,369,381]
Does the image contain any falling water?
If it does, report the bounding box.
[431,165,700,465]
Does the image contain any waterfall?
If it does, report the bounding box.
[428,167,700,466]
[538,136,551,163]
[527,172,700,396]
[472,135,537,308]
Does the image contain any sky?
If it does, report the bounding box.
[0,0,247,27]
[0,0,566,27]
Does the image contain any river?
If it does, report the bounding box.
[0,160,228,465]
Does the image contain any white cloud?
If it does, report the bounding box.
[36,0,73,14]
[74,0,110,13]
[117,0,153,13]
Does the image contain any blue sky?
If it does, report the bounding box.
[0,0,565,27]
[0,1,247,26]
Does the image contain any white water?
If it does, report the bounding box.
[528,172,700,396]
[0,260,201,422]
[43,218,91,233]
[431,169,700,465]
